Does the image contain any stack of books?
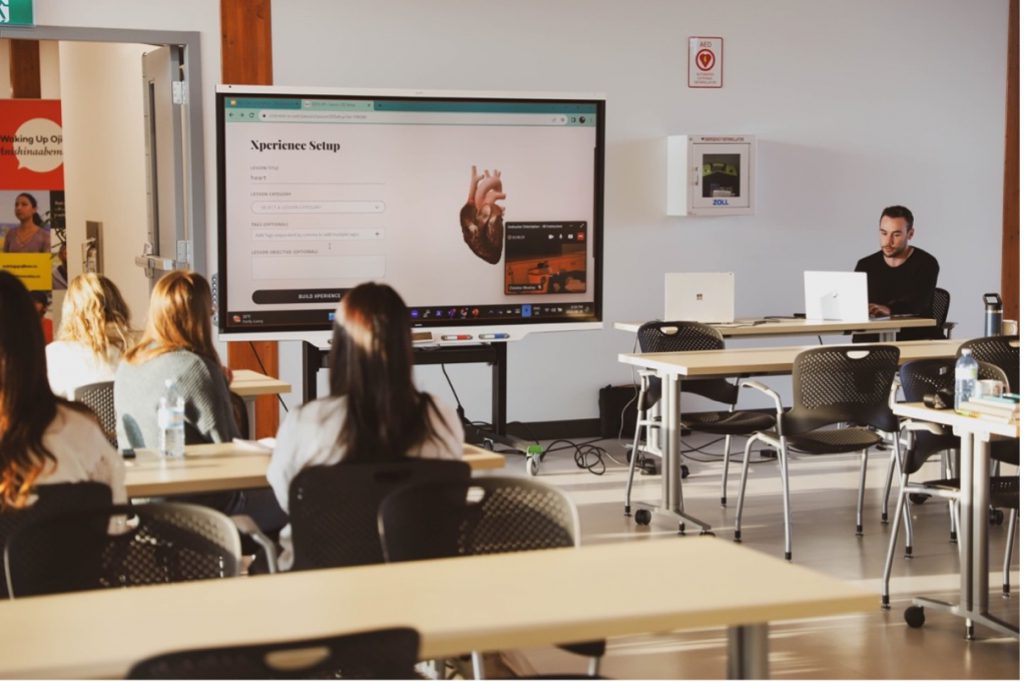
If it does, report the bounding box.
[957,393,1020,423]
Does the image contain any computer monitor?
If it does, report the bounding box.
[803,271,869,322]
[664,272,735,323]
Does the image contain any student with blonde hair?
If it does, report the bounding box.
[114,270,235,449]
[0,271,125,510]
[47,273,134,399]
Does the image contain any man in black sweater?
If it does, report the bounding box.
[854,205,940,340]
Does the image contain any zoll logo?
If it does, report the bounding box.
[713,199,730,206]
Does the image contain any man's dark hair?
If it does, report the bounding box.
[879,205,914,229]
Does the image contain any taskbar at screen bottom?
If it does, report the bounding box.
[224,302,596,329]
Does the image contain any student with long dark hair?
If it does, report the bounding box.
[267,282,464,570]
[0,271,125,510]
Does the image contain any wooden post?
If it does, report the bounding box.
[220,0,281,437]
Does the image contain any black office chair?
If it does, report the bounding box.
[127,627,421,679]
[625,321,775,521]
[379,476,604,679]
[734,345,901,560]
[72,380,117,448]
[929,288,955,340]
[880,358,1019,609]
[288,458,470,571]
[958,335,1020,393]
[0,482,112,599]
[4,502,242,597]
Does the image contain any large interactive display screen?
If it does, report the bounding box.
[215,85,604,342]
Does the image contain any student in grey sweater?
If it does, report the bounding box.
[114,271,236,449]
[114,271,286,533]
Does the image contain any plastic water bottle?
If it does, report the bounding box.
[157,379,185,458]
[954,349,979,413]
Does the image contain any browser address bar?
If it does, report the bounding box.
[257,110,570,126]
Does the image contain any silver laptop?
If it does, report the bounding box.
[803,271,869,322]
[664,272,736,323]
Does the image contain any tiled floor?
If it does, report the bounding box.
[481,435,1020,679]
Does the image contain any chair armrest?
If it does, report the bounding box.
[943,321,956,339]
[231,514,279,574]
[899,418,946,437]
[739,380,785,417]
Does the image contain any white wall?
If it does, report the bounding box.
[33,0,1010,424]
[58,41,152,329]
[269,0,1010,423]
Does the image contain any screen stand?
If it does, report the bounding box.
[301,341,509,438]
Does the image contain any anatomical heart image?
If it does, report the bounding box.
[460,165,505,264]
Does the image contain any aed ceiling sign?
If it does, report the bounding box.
[0,0,34,26]
[688,36,723,88]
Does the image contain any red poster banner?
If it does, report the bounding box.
[0,99,64,190]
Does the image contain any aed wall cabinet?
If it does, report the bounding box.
[666,135,755,216]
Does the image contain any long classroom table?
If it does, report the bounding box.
[615,316,937,341]
[0,537,875,679]
[890,402,1019,640]
[125,443,506,498]
[617,339,962,532]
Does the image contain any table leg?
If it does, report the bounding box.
[244,396,257,439]
[959,431,974,623]
[726,623,769,679]
[653,371,710,533]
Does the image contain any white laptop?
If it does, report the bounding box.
[803,271,870,322]
[664,272,736,323]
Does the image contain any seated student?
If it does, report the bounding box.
[113,270,286,531]
[47,273,135,399]
[267,282,464,570]
[0,271,125,509]
[114,270,238,449]
[854,205,940,340]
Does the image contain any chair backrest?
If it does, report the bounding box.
[898,358,960,474]
[4,502,241,598]
[72,381,117,448]
[636,320,737,404]
[127,627,421,680]
[379,476,579,563]
[930,288,951,337]
[0,482,112,599]
[785,345,900,434]
[288,458,470,571]
[958,335,1020,393]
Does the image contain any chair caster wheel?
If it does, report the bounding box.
[989,509,1004,525]
[677,523,686,535]
[904,606,925,628]
[634,509,652,526]
[699,529,715,536]
[881,595,890,610]
[623,505,631,517]
[733,530,742,542]
[680,465,690,479]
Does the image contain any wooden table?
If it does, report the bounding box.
[617,339,962,532]
[0,537,875,679]
[615,317,937,341]
[891,402,1019,640]
[228,369,292,438]
[126,443,506,498]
